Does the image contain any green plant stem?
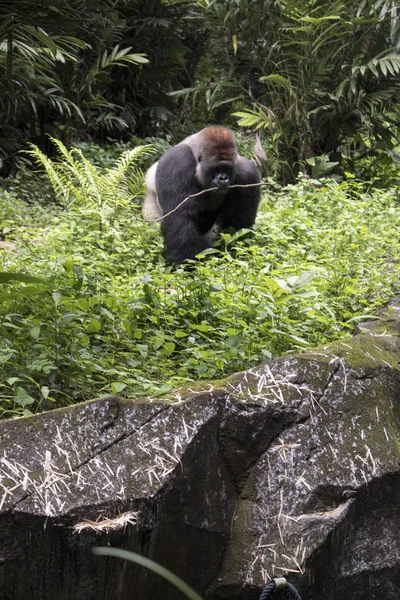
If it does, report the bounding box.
[93,547,204,600]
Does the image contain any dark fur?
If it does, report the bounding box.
[147,126,261,264]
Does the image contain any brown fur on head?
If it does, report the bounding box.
[193,126,238,189]
[197,126,238,163]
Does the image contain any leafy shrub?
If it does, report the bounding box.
[73,136,171,171]
[0,143,399,418]
[179,0,400,181]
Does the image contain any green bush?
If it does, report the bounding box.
[0,143,399,418]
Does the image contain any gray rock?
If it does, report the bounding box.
[0,300,399,600]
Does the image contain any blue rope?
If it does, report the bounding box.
[259,580,302,600]
[259,582,276,600]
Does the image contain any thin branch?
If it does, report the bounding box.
[146,182,277,223]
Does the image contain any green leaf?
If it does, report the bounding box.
[234,114,262,127]
[190,323,209,332]
[294,291,320,298]
[137,344,148,357]
[93,548,203,600]
[57,314,79,326]
[62,259,74,273]
[41,386,50,399]
[86,318,101,333]
[287,334,309,345]
[265,277,290,293]
[111,382,127,393]
[163,342,176,356]
[15,387,35,408]
[52,292,61,307]
[30,325,41,340]
[287,270,316,289]
[260,74,293,91]
[227,335,242,348]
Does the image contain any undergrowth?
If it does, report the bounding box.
[0,141,399,418]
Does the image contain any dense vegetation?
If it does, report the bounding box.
[2,1,400,181]
[0,138,399,417]
[1,1,400,417]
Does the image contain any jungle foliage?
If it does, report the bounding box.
[0,140,399,417]
[178,0,400,181]
[1,1,400,180]
[1,2,400,417]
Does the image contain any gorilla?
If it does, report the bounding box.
[143,126,262,264]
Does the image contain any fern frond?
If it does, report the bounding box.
[27,138,155,217]
[259,74,294,91]
[26,144,75,203]
[46,139,101,203]
[114,145,154,174]
[106,145,155,198]
[49,137,76,164]
[72,147,102,205]
[232,110,267,128]
[125,168,146,201]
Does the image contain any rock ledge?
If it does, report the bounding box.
[1,299,400,600]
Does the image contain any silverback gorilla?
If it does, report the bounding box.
[143,126,262,264]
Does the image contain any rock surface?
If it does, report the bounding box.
[0,299,399,600]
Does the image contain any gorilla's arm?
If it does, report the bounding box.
[218,157,261,230]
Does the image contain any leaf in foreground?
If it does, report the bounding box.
[93,547,203,600]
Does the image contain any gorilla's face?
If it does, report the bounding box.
[196,156,236,190]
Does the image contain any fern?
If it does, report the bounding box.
[25,145,74,203]
[27,139,154,221]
